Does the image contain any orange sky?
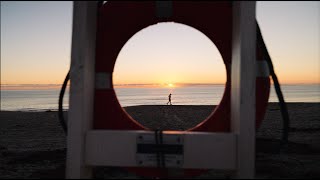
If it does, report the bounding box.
[1,2,319,87]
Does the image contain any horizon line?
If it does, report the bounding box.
[1,82,320,86]
[1,82,320,91]
[1,83,226,86]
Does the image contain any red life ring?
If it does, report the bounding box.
[94,1,270,178]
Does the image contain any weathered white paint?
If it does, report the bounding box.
[66,1,98,179]
[231,1,257,179]
[85,130,237,170]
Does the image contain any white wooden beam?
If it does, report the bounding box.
[231,1,257,179]
[66,1,98,179]
[85,130,237,170]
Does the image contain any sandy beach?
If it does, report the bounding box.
[0,102,319,178]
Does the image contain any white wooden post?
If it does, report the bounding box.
[66,1,98,179]
[231,1,257,179]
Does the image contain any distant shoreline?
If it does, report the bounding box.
[1,83,319,90]
[1,102,319,113]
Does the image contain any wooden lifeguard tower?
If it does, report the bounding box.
[66,1,258,179]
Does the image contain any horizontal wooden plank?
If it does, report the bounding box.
[85,130,236,170]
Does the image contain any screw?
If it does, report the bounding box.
[139,160,143,165]
[176,160,180,165]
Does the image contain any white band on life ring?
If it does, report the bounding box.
[95,72,111,89]
[256,60,270,77]
[156,1,172,18]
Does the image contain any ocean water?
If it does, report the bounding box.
[1,84,319,111]
[0,89,70,111]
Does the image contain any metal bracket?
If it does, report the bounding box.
[136,133,184,168]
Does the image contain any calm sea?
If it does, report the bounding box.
[1,84,319,111]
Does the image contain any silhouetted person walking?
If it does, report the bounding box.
[167,93,172,105]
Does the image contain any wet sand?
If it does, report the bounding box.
[0,103,319,178]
